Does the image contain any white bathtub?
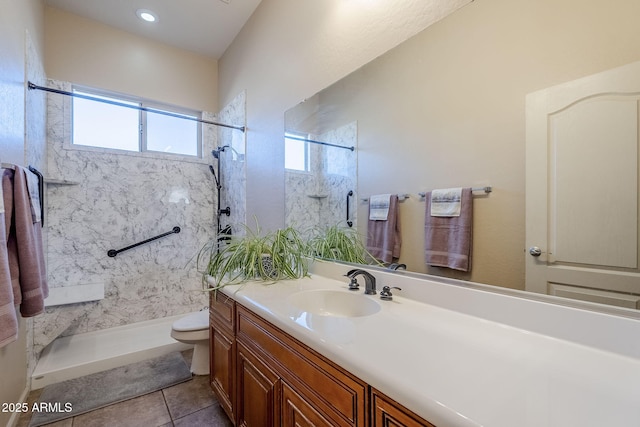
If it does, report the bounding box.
[31,314,194,389]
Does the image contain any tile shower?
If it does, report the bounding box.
[33,82,246,362]
[285,121,357,238]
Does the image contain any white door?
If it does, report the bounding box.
[526,61,640,309]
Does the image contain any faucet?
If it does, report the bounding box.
[345,269,377,295]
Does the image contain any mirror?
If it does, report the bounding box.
[284,1,640,313]
[284,91,357,240]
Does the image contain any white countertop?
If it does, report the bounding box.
[220,268,640,427]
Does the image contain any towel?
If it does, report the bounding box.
[2,170,21,307]
[430,187,463,217]
[425,187,473,272]
[3,167,48,318]
[366,194,401,263]
[0,170,18,348]
[369,194,391,220]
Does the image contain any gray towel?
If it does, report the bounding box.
[3,167,48,317]
[366,194,401,263]
[424,188,473,272]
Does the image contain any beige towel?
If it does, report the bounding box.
[424,188,473,272]
[366,194,401,263]
[430,187,462,217]
[4,167,48,317]
[0,170,18,348]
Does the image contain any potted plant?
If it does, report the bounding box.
[198,224,310,290]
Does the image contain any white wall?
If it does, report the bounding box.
[0,0,45,424]
[219,0,640,289]
[44,6,218,113]
[218,0,471,232]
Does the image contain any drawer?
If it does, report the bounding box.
[210,290,235,332]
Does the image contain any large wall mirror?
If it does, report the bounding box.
[284,0,640,316]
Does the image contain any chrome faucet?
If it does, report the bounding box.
[345,269,377,295]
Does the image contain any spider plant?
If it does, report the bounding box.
[198,224,309,290]
[306,224,372,264]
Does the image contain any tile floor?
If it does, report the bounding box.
[16,350,232,427]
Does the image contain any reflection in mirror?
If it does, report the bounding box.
[284,98,357,241]
[284,2,640,316]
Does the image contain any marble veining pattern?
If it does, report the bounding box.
[216,91,246,237]
[34,80,226,354]
[25,31,47,172]
[25,30,47,381]
[285,122,357,238]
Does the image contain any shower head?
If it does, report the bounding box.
[211,145,230,159]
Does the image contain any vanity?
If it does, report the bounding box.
[208,261,640,427]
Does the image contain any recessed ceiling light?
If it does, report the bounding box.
[136,9,157,23]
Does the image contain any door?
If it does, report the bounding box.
[236,342,281,427]
[526,61,640,309]
[210,326,235,423]
[281,382,334,427]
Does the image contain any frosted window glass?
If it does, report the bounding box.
[285,135,309,171]
[147,111,198,156]
[73,93,139,151]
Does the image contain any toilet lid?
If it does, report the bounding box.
[172,310,209,332]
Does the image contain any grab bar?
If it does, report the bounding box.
[346,190,353,227]
[107,226,181,257]
[28,166,44,227]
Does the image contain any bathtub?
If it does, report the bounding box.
[31,314,194,389]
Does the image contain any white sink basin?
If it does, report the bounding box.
[287,290,381,317]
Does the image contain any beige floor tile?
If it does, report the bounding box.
[38,418,73,427]
[71,391,171,427]
[15,388,44,427]
[162,375,217,420]
[173,404,232,427]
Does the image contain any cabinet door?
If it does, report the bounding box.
[372,389,435,427]
[237,342,281,427]
[282,382,333,427]
[210,326,235,423]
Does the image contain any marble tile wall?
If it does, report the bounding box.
[25,31,47,172]
[285,122,357,239]
[33,81,239,354]
[25,30,47,379]
[216,91,247,237]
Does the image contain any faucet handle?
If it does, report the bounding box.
[380,286,401,300]
[347,277,360,291]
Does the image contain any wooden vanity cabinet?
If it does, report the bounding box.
[210,292,435,427]
[209,291,236,423]
[371,389,435,427]
[236,304,368,427]
[236,340,281,426]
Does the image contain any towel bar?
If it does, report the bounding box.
[418,186,492,198]
[361,193,409,203]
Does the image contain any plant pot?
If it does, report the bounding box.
[261,254,277,278]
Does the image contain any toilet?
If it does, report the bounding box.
[170,310,210,375]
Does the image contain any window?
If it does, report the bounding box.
[72,87,201,157]
[285,133,310,171]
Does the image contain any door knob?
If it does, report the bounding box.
[529,246,542,257]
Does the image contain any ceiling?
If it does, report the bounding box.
[44,0,263,59]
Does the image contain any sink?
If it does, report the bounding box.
[287,290,381,317]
